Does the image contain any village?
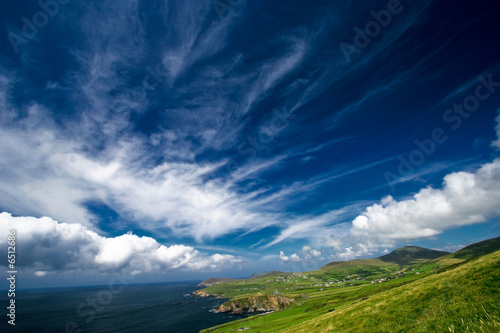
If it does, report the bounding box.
[230,268,425,296]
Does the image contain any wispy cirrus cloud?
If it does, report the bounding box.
[263,209,353,249]
[0,0,329,246]
[1,0,499,282]
[0,114,275,240]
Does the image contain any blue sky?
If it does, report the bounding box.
[1,0,500,288]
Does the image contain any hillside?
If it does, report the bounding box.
[201,248,500,332]
[314,246,449,282]
[198,278,236,287]
[199,236,500,332]
[249,271,285,278]
[319,245,449,273]
[449,236,500,260]
[431,236,500,269]
[378,245,449,265]
[281,249,500,333]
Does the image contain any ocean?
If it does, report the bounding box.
[1,281,245,333]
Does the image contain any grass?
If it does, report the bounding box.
[200,274,429,332]
[281,249,500,333]
[199,237,500,333]
[446,236,500,260]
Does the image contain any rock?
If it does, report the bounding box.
[191,290,223,299]
[216,295,295,315]
[191,290,209,297]
[217,304,230,313]
[231,308,244,315]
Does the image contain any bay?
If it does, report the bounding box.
[1,281,243,333]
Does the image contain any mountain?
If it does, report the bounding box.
[449,236,500,260]
[432,236,500,268]
[319,245,449,275]
[378,245,450,265]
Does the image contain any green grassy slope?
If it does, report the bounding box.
[432,236,500,269]
[316,245,449,280]
[450,236,500,260]
[201,274,428,333]
[202,249,499,332]
[281,249,500,333]
[249,271,285,278]
[199,237,500,332]
[198,277,237,287]
[199,249,447,332]
[378,245,450,265]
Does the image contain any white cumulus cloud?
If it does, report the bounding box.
[278,251,301,262]
[350,159,500,248]
[279,246,323,263]
[0,212,241,275]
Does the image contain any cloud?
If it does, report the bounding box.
[264,207,360,248]
[0,212,241,274]
[279,251,300,263]
[278,246,322,264]
[278,251,288,262]
[266,215,334,249]
[267,114,500,261]
[0,1,386,247]
[0,111,95,227]
[330,244,375,261]
[159,0,243,82]
[350,159,500,248]
[0,101,281,240]
[301,246,322,259]
[3,0,497,273]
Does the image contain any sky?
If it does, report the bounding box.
[1,0,500,288]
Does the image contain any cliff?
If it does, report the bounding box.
[217,295,295,314]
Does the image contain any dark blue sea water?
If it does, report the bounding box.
[0,281,243,333]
